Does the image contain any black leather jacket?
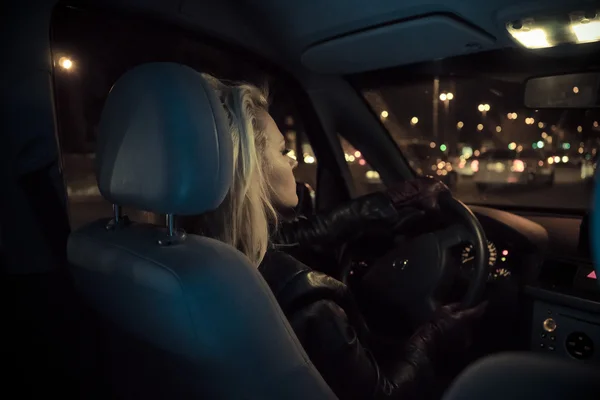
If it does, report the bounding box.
[262,192,445,400]
[259,249,439,400]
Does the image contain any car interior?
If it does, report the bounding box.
[3,0,600,399]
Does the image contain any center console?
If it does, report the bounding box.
[525,259,600,365]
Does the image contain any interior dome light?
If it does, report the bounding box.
[570,12,600,43]
[506,10,600,49]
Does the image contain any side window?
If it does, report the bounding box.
[338,135,384,195]
[51,6,317,229]
[269,95,317,190]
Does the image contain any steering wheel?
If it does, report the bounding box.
[340,192,489,326]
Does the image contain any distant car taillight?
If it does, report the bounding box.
[512,159,525,172]
[471,160,479,172]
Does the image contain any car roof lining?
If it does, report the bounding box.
[90,0,598,75]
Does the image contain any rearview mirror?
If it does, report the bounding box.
[524,72,600,109]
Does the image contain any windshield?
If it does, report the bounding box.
[406,143,447,160]
[480,149,518,160]
[355,48,600,210]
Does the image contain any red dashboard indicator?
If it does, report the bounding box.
[586,271,597,280]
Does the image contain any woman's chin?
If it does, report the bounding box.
[281,194,299,209]
[290,194,299,208]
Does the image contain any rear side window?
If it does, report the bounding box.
[52,5,317,229]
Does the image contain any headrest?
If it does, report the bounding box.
[96,63,232,215]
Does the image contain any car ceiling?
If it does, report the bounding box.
[100,0,593,75]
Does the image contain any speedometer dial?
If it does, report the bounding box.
[461,241,497,268]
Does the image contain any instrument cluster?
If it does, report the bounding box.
[461,240,513,281]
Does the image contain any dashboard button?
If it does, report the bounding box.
[543,318,557,332]
[565,332,594,360]
[550,335,556,341]
[548,345,555,351]
[541,333,547,339]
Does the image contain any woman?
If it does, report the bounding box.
[180,75,486,400]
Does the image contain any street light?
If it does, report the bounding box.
[381,110,388,119]
[478,104,485,112]
[410,116,419,125]
[457,121,464,129]
[58,57,73,70]
[483,104,490,112]
[477,124,484,131]
[440,92,454,102]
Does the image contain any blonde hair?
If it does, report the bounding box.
[181,74,277,266]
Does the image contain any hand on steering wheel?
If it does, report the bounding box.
[341,191,489,327]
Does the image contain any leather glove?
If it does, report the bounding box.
[385,176,449,212]
[410,302,488,363]
[273,177,448,248]
[274,192,408,247]
[368,301,487,400]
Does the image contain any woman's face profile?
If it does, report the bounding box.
[262,112,299,210]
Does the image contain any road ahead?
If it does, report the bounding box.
[453,166,594,210]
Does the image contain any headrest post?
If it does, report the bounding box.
[106,204,130,230]
[166,214,174,237]
[157,214,186,246]
[113,204,122,223]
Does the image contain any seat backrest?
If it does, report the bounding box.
[443,351,600,400]
[67,63,337,399]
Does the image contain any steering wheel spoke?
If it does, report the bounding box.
[434,223,472,249]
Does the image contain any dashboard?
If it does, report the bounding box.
[345,203,599,365]
[467,205,600,366]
